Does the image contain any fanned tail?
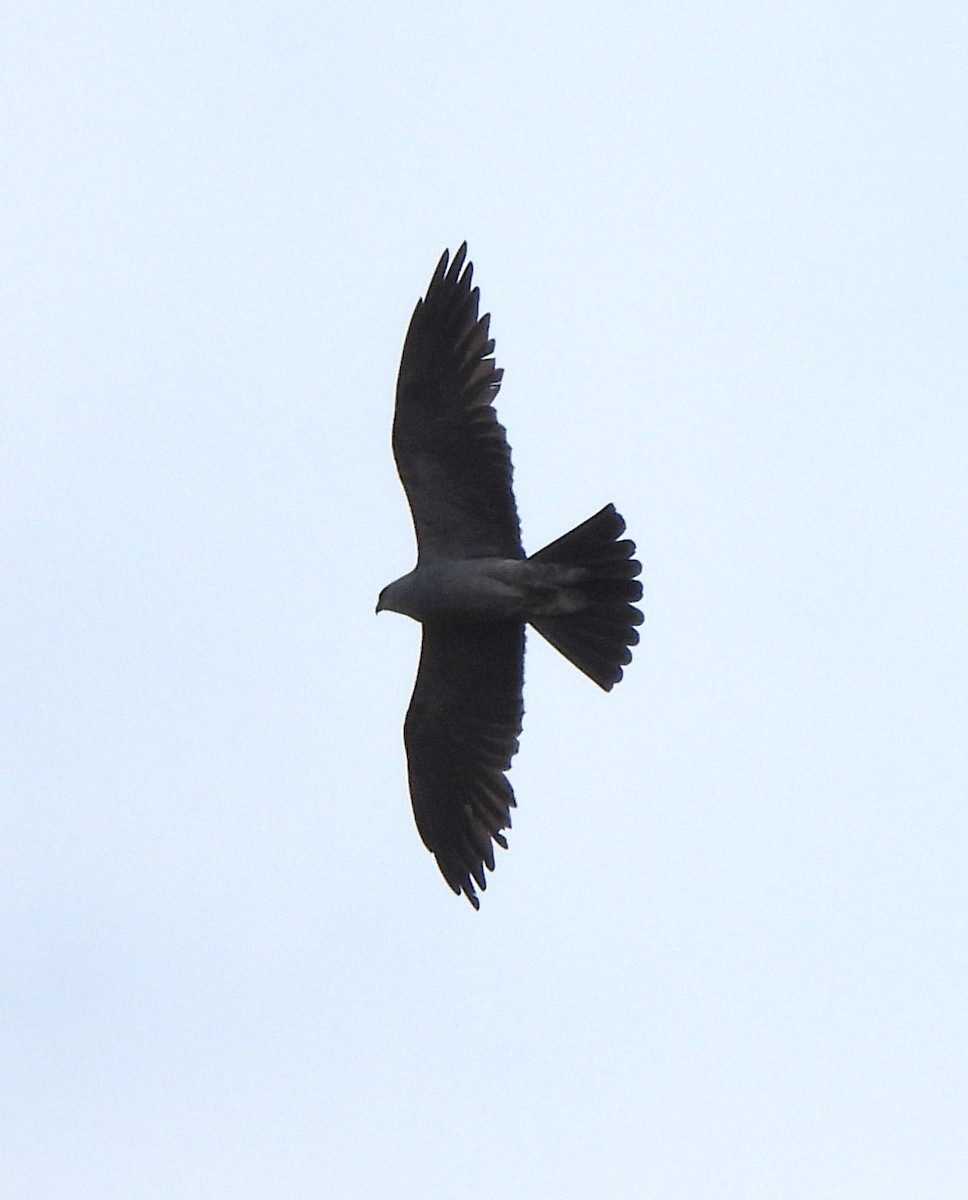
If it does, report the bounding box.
[528,504,643,691]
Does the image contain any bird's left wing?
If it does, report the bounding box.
[403,621,525,908]
[393,245,523,562]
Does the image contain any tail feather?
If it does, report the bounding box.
[528,504,644,690]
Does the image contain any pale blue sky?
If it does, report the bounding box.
[2,2,967,1196]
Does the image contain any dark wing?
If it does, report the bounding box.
[404,621,525,908]
[393,245,523,562]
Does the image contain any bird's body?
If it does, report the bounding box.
[378,244,643,907]
[378,557,593,623]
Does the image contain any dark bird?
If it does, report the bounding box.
[377,245,643,907]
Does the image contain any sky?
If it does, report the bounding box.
[2,2,967,1196]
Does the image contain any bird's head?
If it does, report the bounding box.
[376,573,421,619]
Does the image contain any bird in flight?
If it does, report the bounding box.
[377,245,643,908]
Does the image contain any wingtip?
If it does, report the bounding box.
[427,243,473,298]
[446,873,482,910]
[431,246,450,285]
[447,241,471,289]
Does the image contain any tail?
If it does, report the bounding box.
[528,504,643,691]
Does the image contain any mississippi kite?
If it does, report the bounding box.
[377,245,643,908]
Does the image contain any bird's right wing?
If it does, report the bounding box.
[393,245,523,562]
[403,620,525,908]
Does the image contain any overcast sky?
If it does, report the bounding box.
[2,2,967,1196]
